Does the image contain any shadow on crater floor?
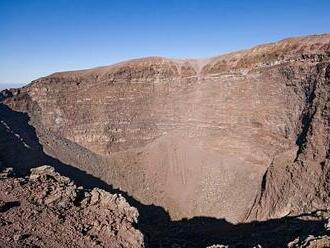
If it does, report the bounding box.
[0,103,328,247]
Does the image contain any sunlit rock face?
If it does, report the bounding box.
[2,34,330,223]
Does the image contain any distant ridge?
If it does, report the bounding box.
[0,83,25,91]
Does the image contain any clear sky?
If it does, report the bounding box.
[1,0,330,85]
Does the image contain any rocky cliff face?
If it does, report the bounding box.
[0,164,144,248]
[1,34,330,226]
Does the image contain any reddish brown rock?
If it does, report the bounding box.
[0,165,144,248]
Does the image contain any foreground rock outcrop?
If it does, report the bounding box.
[0,165,144,248]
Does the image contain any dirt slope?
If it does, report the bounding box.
[0,34,330,226]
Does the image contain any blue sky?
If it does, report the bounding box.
[1,0,329,85]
